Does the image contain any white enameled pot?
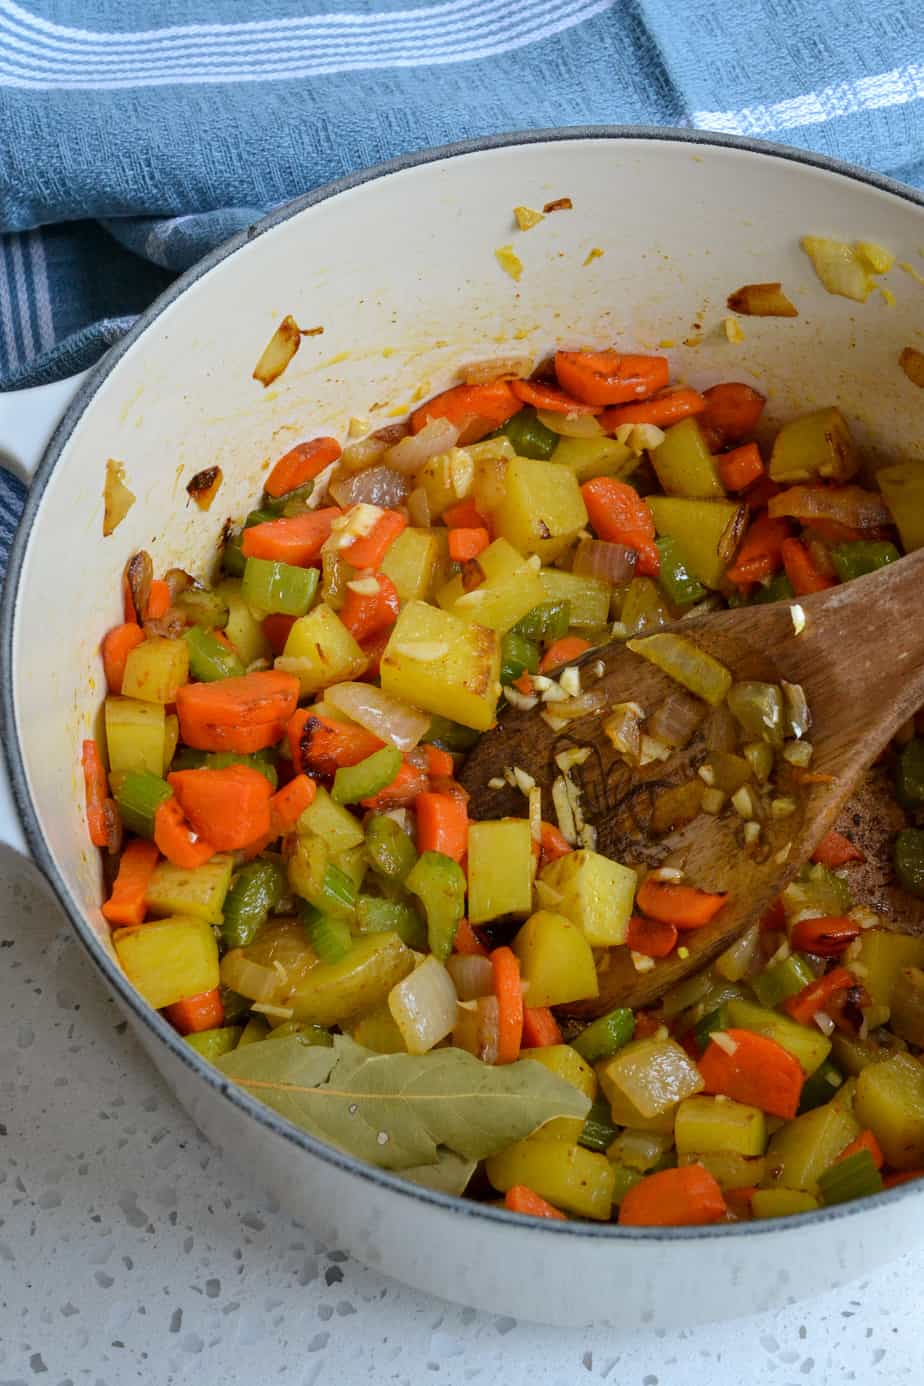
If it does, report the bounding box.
[3,130,924,1329]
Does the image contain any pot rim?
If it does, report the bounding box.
[5,124,924,1244]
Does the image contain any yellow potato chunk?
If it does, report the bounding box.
[114,916,219,1010]
[492,456,588,562]
[381,599,500,732]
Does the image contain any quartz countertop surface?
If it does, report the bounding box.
[2,854,922,1386]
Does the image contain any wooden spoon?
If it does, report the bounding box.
[461,547,924,1016]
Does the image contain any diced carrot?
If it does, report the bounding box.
[512,672,534,696]
[448,527,491,562]
[510,377,601,415]
[165,988,225,1035]
[343,510,407,570]
[618,1164,727,1227]
[742,475,782,512]
[288,708,383,777]
[82,739,110,848]
[580,477,659,576]
[521,1006,563,1048]
[416,791,469,862]
[555,349,669,407]
[783,967,854,1026]
[717,442,765,492]
[411,380,522,446]
[424,745,454,778]
[539,821,573,866]
[153,796,215,869]
[101,622,146,694]
[340,573,400,642]
[443,497,490,530]
[633,1009,663,1039]
[269,774,316,833]
[699,1028,804,1119]
[101,839,160,926]
[504,1185,567,1220]
[145,579,171,621]
[789,915,861,957]
[725,514,791,586]
[453,917,488,957]
[626,913,678,958]
[700,382,766,444]
[884,1170,924,1189]
[801,518,871,545]
[262,613,297,655]
[538,636,591,673]
[361,757,428,811]
[838,1129,884,1170]
[241,507,342,566]
[491,946,524,1064]
[169,765,273,851]
[780,537,837,595]
[600,387,705,431]
[635,877,727,929]
[264,436,342,499]
[176,670,299,753]
[812,830,865,868]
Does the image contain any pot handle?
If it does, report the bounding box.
[0,370,92,858]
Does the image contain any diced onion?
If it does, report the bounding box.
[726,282,798,317]
[340,435,389,473]
[572,538,637,584]
[388,957,458,1054]
[385,418,460,473]
[714,923,760,982]
[899,347,924,388]
[446,954,494,1001]
[546,690,606,721]
[325,682,430,751]
[768,484,891,531]
[253,314,302,386]
[535,408,604,438]
[647,690,705,749]
[452,994,500,1064]
[460,355,533,385]
[329,465,410,510]
[220,950,283,1003]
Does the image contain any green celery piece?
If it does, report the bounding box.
[185,1026,243,1062]
[571,1008,635,1063]
[114,771,174,838]
[356,894,427,950]
[307,913,354,965]
[169,748,278,789]
[364,814,418,881]
[242,556,319,616]
[422,715,480,753]
[695,1003,730,1054]
[610,1162,644,1207]
[578,1098,620,1153]
[500,630,540,687]
[266,1019,333,1045]
[276,481,315,513]
[896,739,924,810]
[222,859,287,949]
[332,747,403,805]
[798,1058,844,1113]
[655,535,706,607]
[496,407,559,460]
[750,571,795,605]
[830,540,900,583]
[406,850,466,961]
[184,625,245,682]
[511,600,571,643]
[316,864,358,918]
[752,954,816,1010]
[817,1149,883,1205]
[894,829,924,898]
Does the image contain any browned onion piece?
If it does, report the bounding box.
[768,484,891,530]
[372,422,409,445]
[164,567,194,599]
[572,538,637,584]
[726,282,798,317]
[144,611,186,639]
[186,465,223,511]
[385,418,460,473]
[718,503,748,565]
[330,465,410,511]
[900,346,924,388]
[647,690,706,749]
[706,703,737,753]
[252,314,302,387]
[125,550,153,622]
[546,690,606,721]
[339,436,388,474]
[103,458,135,536]
[460,355,533,385]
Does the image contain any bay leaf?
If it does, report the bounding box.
[217,1034,589,1173]
[400,1149,477,1196]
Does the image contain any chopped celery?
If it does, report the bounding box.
[511,600,571,644]
[299,786,365,853]
[896,739,924,810]
[221,530,247,577]
[185,1026,242,1062]
[183,625,245,682]
[289,838,357,919]
[752,954,815,1010]
[169,748,278,789]
[496,406,559,460]
[278,481,316,515]
[817,1149,883,1205]
[105,696,166,777]
[364,814,418,882]
[571,1008,635,1063]
[750,571,795,605]
[332,843,367,893]
[500,630,540,686]
[726,681,785,746]
[726,998,831,1075]
[655,536,707,607]
[219,986,251,1025]
[174,586,229,630]
[674,1095,766,1156]
[406,851,466,961]
[145,855,233,925]
[114,770,173,837]
[242,556,319,616]
[306,913,353,965]
[894,829,924,898]
[830,541,900,583]
[650,417,724,498]
[751,1188,818,1218]
[221,859,287,948]
[798,1058,844,1113]
[627,632,732,706]
[355,894,427,950]
[215,578,272,665]
[579,1098,620,1153]
[422,714,480,753]
[646,496,744,589]
[331,747,402,805]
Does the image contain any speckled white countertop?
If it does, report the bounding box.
[2,854,923,1386]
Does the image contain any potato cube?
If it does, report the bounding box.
[492,456,588,562]
[647,496,744,589]
[512,910,599,1007]
[523,1043,598,1142]
[380,527,441,602]
[539,849,636,946]
[856,1053,924,1170]
[105,696,166,777]
[769,407,858,484]
[674,1094,766,1157]
[537,568,611,628]
[122,637,189,704]
[485,1140,614,1220]
[114,915,220,1010]
[145,855,233,924]
[467,818,534,922]
[381,600,500,731]
[277,603,366,695]
[437,537,545,632]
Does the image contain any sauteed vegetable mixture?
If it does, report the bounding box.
[85,348,924,1225]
